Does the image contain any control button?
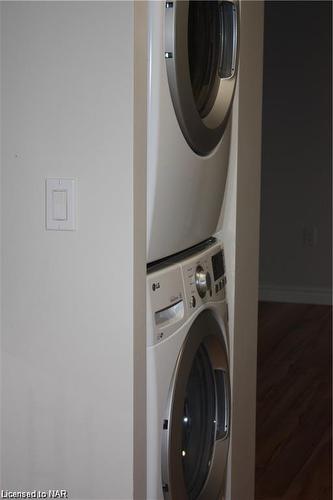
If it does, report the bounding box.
[206,271,212,291]
[190,295,196,308]
[219,280,223,290]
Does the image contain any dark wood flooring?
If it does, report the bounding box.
[255,302,332,500]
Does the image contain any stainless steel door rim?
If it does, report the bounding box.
[161,310,230,500]
[165,0,239,156]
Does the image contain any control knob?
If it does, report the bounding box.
[195,266,212,298]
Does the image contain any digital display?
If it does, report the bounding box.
[212,251,225,280]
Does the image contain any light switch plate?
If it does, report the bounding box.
[46,178,76,231]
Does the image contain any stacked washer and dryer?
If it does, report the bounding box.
[146,2,239,499]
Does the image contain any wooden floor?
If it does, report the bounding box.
[255,302,332,500]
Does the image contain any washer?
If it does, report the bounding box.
[147,1,239,263]
[147,241,230,500]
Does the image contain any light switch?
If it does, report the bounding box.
[52,190,67,221]
[46,178,76,231]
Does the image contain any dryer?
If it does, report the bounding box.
[147,241,230,500]
[147,1,239,263]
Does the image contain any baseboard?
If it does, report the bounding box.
[259,284,332,305]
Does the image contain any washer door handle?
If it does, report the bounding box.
[219,1,238,79]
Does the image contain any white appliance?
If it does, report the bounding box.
[147,1,239,264]
[147,241,230,500]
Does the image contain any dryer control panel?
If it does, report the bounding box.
[147,242,227,346]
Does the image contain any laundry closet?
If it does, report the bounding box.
[0,2,263,499]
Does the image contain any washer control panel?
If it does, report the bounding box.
[182,243,227,312]
[147,242,227,346]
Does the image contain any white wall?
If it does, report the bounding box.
[217,1,264,499]
[1,2,146,498]
[259,1,332,304]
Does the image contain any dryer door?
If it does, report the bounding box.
[165,0,239,156]
[161,310,230,500]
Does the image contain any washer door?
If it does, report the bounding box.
[165,0,239,156]
[161,310,230,500]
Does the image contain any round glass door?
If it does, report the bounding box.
[182,345,216,499]
[161,310,230,500]
[188,1,221,118]
[165,0,239,156]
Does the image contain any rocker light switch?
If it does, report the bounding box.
[46,178,76,231]
[52,190,67,221]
